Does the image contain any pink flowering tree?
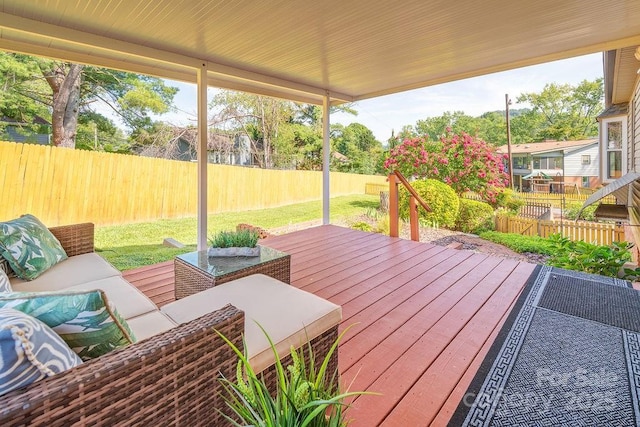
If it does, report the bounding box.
[384,129,510,203]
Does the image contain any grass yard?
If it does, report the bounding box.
[96,194,378,270]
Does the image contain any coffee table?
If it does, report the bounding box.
[174,245,291,299]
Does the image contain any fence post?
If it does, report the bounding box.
[389,174,399,237]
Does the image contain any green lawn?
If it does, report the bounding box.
[96,194,378,271]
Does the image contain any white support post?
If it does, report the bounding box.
[197,63,208,250]
[322,92,330,225]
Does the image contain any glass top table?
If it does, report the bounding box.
[173,245,291,299]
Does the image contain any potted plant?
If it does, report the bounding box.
[216,324,375,426]
[208,229,260,257]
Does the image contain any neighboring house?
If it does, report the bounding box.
[496,139,600,191]
[0,117,51,145]
[152,128,255,166]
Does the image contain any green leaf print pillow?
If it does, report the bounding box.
[0,289,136,361]
[0,214,68,280]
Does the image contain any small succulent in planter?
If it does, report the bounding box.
[208,229,260,257]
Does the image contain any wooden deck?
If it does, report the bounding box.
[123,225,536,426]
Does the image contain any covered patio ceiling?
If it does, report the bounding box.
[2,0,640,105]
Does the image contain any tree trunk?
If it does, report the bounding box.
[380,191,390,213]
[44,63,84,148]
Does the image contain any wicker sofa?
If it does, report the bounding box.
[0,223,341,426]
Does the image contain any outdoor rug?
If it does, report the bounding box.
[450,265,640,426]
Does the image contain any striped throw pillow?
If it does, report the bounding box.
[0,308,82,396]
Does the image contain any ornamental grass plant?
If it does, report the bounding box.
[209,229,260,249]
[216,324,374,427]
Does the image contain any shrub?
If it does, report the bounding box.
[351,221,373,232]
[494,188,525,213]
[455,198,495,233]
[478,231,554,255]
[384,130,509,203]
[564,201,597,221]
[398,179,459,228]
[546,233,634,278]
[375,215,391,235]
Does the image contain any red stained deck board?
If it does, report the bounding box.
[291,241,417,291]
[304,242,434,298]
[289,231,413,268]
[338,249,477,332]
[122,225,534,426]
[126,270,175,290]
[430,285,524,426]
[324,244,448,306]
[290,233,396,283]
[381,262,535,426]
[339,254,501,377]
[265,225,359,254]
[122,260,173,280]
[345,257,522,426]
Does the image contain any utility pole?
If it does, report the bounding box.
[505,94,514,190]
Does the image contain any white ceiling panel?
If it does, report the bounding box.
[1,0,640,104]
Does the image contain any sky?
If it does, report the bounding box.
[157,53,604,143]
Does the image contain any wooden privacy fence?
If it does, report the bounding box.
[365,182,388,196]
[495,215,625,245]
[0,141,387,226]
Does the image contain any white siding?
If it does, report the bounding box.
[564,144,599,177]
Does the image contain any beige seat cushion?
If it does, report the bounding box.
[127,311,178,341]
[162,274,342,373]
[9,253,120,290]
[12,274,157,320]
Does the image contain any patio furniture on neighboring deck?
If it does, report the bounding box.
[174,246,290,299]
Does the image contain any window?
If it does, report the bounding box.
[512,156,528,169]
[602,117,627,181]
[581,155,591,165]
[582,176,590,188]
[533,157,562,170]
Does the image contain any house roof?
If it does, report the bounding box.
[597,103,629,119]
[496,139,598,155]
[1,2,640,105]
[604,46,640,107]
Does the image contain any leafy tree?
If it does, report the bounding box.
[211,91,296,168]
[0,53,51,133]
[331,123,383,174]
[414,111,482,140]
[292,104,358,126]
[0,51,178,149]
[399,79,603,146]
[277,122,323,170]
[516,78,603,141]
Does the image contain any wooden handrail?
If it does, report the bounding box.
[393,171,432,213]
[388,171,432,241]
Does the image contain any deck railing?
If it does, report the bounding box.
[388,172,431,241]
